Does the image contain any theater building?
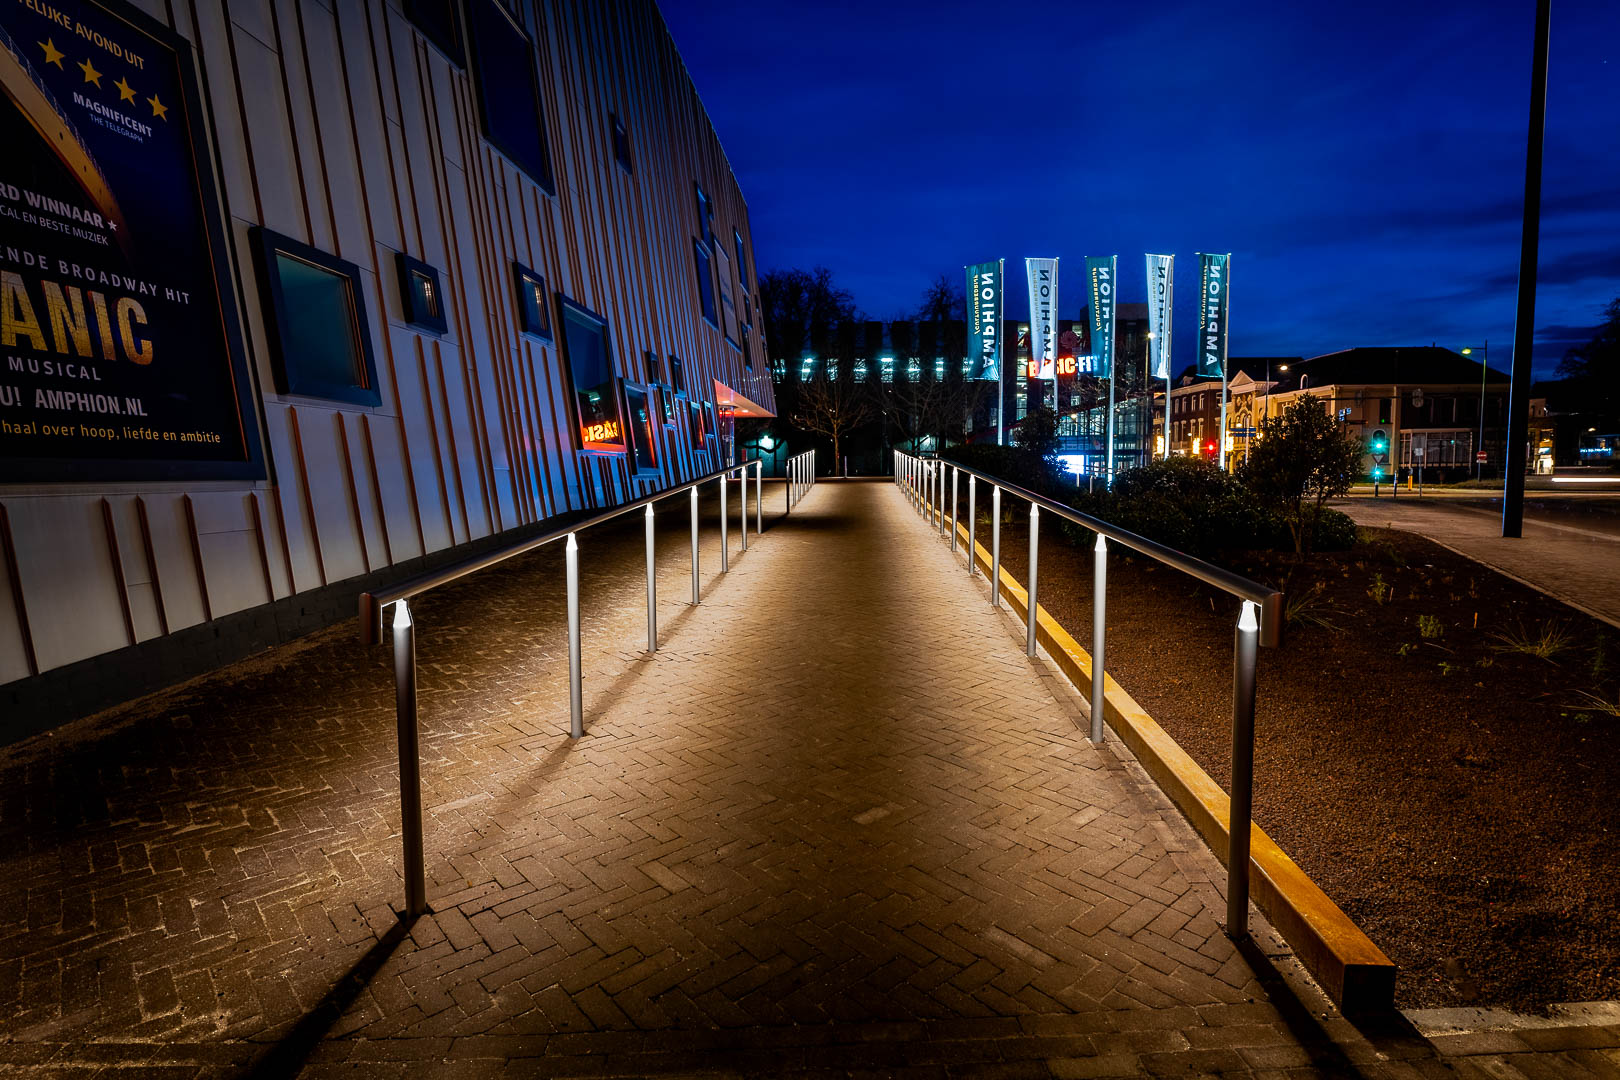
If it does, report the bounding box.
[0,0,773,735]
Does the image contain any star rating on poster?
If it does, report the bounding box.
[38,39,168,121]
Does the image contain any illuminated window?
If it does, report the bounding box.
[405,0,463,65]
[466,0,554,193]
[513,262,551,339]
[906,359,920,382]
[396,253,448,335]
[934,358,945,381]
[963,358,974,378]
[251,227,380,407]
[557,296,624,453]
[623,383,657,473]
[880,356,894,383]
[688,397,708,450]
[853,360,868,381]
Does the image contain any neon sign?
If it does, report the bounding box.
[581,419,622,449]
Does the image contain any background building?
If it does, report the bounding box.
[0,0,771,733]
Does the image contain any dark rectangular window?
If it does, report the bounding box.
[688,398,707,450]
[660,385,676,424]
[251,227,380,407]
[669,355,684,395]
[514,262,552,339]
[466,0,554,193]
[693,241,717,326]
[396,252,448,334]
[405,0,464,66]
[611,114,634,174]
[623,383,657,473]
[733,229,746,285]
[694,183,713,248]
[558,297,625,453]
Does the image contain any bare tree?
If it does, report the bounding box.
[794,368,877,474]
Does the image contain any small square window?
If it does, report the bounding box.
[514,262,552,340]
[693,241,717,327]
[396,253,448,335]
[251,227,380,407]
[611,114,634,174]
[405,0,464,66]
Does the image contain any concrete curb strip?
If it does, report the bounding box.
[948,514,1398,1013]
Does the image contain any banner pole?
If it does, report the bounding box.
[1219,255,1232,470]
[998,258,1006,445]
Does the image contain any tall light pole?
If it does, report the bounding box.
[1463,344,1488,482]
[1503,0,1551,538]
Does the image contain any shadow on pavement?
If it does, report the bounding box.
[246,916,415,1079]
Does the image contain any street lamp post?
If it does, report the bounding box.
[1463,344,1488,483]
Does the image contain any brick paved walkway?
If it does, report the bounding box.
[2,481,1615,1077]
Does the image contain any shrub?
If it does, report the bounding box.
[1492,619,1575,663]
[1417,614,1444,639]
[939,443,1065,497]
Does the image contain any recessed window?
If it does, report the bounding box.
[514,262,552,339]
[694,183,713,248]
[693,241,717,327]
[396,253,448,334]
[660,385,676,425]
[405,0,464,66]
[611,114,634,174]
[644,350,661,383]
[688,397,708,451]
[466,0,554,193]
[669,355,685,396]
[733,229,746,285]
[558,296,624,454]
[623,383,657,474]
[251,227,380,407]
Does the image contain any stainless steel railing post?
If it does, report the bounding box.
[1091,534,1107,744]
[738,470,747,553]
[1026,504,1040,657]
[690,485,700,605]
[392,599,426,918]
[967,476,976,576]
[720,474,729,572]
[644,504,657,652]
[1228,600,1260,938]
[756,461,763,535]
[566,533,583,739]
[991,486,1002,608]
[950,466,958,552]
[938,463,946,536]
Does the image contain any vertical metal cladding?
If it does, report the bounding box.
[0,0,773,690]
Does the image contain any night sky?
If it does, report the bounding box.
[660,1,1620,379]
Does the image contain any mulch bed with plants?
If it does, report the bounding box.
[983,513,1619,1012]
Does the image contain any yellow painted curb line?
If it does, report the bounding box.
[948,514,1396,1013]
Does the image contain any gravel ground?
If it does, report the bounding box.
[983,512,1620,1012]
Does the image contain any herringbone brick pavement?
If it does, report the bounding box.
[1,480,1603,1077]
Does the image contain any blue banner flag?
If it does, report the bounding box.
[1085,256,1117,380]
[966,260,1003,381]
[1197,253,1231,378]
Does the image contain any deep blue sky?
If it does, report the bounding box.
[660,1,1619,378]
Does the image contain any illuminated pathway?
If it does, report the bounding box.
[0,482,1608,1076]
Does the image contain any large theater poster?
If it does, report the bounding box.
[1,0,262,482]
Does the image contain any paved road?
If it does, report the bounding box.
[1336,495,1620,628]
[1,481,1614,1077]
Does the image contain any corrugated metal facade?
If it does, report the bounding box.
[0,0,773,688]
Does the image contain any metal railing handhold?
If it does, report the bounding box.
[893,452,1282,942]
[787,449,816,510]
[357,457,764,922]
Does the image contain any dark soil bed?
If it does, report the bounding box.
[983,514,1620,1011]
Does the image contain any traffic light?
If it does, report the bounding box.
[1370,429,1388,455]
[1371,465,1383,480]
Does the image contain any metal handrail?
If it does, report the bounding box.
[894,451,1279,941]
[362,456,766,919]
[785,448,816,511]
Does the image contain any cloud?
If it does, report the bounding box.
[1485,248,1620,289]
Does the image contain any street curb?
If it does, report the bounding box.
[945,513,1398,1014]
